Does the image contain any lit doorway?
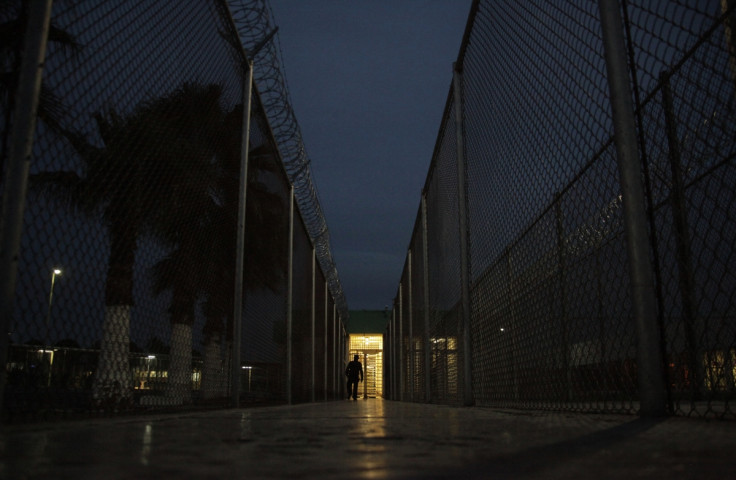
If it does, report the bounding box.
[349,334,383,398]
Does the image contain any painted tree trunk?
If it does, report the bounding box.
[166,322,193,404]
[224,339,233,399]
[92,305,132,406]
[202,333,226,399]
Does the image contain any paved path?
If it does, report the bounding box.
[1,398,734,479]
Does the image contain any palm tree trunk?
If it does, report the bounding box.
[92,216,136,406]
[224,338,233,400]
[166,322,192,404]
[202,332,225,399]
[93,305,131,406]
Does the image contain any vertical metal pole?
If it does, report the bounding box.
[386,321,391,400]
[363,352,368,399]
[598,0,666,416]
[722,0,736,94]
[332,302,337,398]
[324,281,328,401]
[661,73,701,399]
[391,307,396,400]
[595,240,608,381]
[44,270,59,352]
[342,323,347,398]
[398,282,404,401]
[387,309,390,399]
[505,248,519,401]
[231,58,254,408]
[554,195,572,401]
[421,195,432,403]
[286,186,294,404]
[310,247,316,402]
[0,0,53,406]
[385,322,395,400]
[408,250,414,401]
[453,63,474,406]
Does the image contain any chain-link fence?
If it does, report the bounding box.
[386,0,735,419]
[0,0,347,423]
[228,0,347,317]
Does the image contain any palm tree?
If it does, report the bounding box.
[149,242,205,404]
[150,98,286,403]
[199,102,286,401]
[149,195,220,404]
[200,141,287,401]
[32,82,224,406]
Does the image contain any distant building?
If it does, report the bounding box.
[346,310,388,398]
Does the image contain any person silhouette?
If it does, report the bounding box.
[345,354,363,400]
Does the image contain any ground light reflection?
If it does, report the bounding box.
[348,399,393,477]
[140,423,152,466]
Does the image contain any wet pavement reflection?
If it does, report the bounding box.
[1,398,735,479]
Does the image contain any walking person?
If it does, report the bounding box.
[345,354,363,400]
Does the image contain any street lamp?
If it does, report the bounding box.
[44,268,62,355]
[146,355,155,389]
[242,365,252,392]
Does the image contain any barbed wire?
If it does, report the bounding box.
[226,0,348,318]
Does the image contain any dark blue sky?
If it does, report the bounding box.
[269,1,472,310]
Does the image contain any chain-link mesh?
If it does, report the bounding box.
[313,265,326,401]
[239,105,290,404]
[420,93,464,406]
[628,0,736,417]
[227,0,347,317]
[288,211,311,404]
[387,0,735,418]
[409,213,427,403]
[1,0,345,422]
[399,260,410,401]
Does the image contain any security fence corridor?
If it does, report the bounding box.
[1,0,735,426]
[0,0,347,422]
[385,0,736,419]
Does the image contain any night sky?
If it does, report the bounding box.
[268,1,472,310]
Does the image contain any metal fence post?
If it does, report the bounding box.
[311,247,316,402]
[333,302,337,398]
[363,352,368,399]
[398,282,404,401]
[386,317,391,400]
[0,0,53,408]
[391,306,397,400]
[231,58,254,408]
[408,249,414,402]
[421,195,432,403]
[385,323,390,400]
[723,0,736,93]
[453,63,474,406]
[660,72,703,399]
[554,195,572,401]
[324,280,328,401]
[342,323,347,397]
[598,0,666,416]
[505,248,519,401]
[286,186,294,404]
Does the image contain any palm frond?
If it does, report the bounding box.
[28,170,103,215]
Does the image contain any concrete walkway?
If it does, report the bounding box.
[1,398,734,479]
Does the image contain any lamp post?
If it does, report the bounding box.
[44,268,62,357]
[242,365,252,393]
[146,355,155,389]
